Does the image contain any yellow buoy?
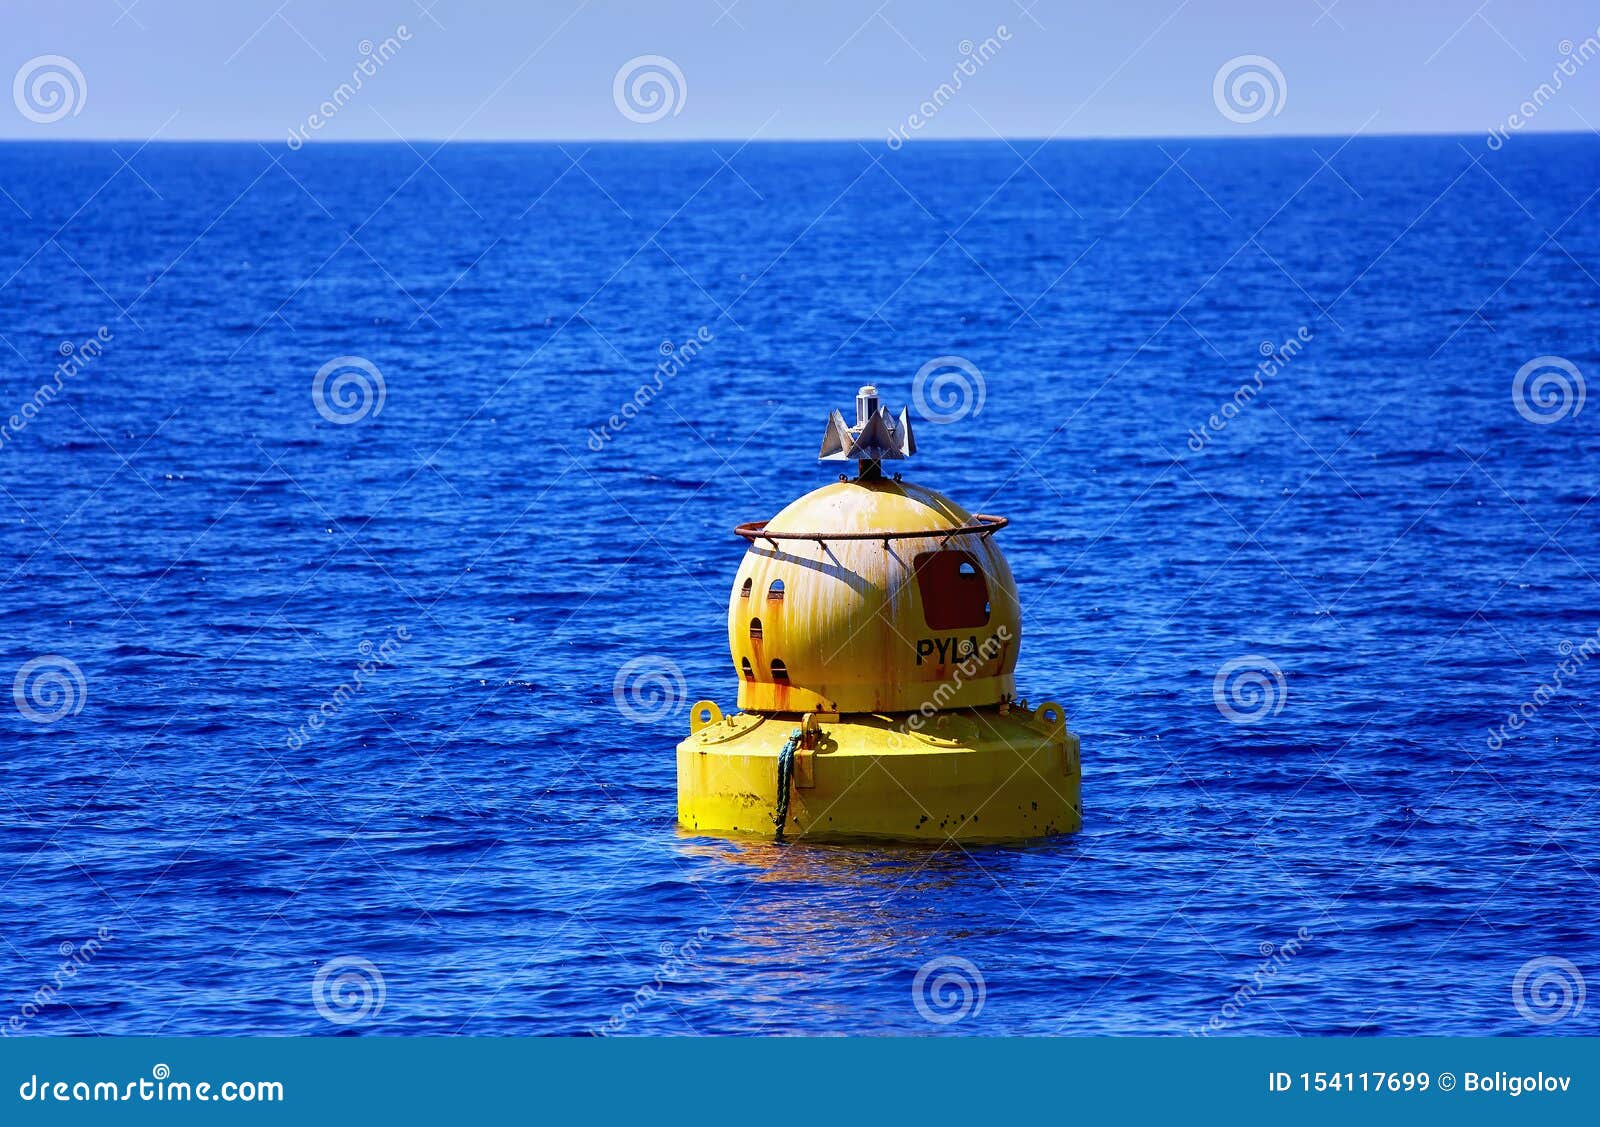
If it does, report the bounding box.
[676,385,1081,842]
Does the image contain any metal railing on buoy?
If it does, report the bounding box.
[734,514,1007,549]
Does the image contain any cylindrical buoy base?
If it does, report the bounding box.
[676,705,1081,843]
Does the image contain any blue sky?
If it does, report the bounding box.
[5,0,1600,140]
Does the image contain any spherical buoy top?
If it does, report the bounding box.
[728,388,1019,715]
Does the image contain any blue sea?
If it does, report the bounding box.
[1,136,1596,1036]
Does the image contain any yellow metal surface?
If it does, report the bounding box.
[731,478,1021,715]
[688,699,723,732]
[676,707,1081,843]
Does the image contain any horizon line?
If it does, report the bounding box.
[0,127,1578,146]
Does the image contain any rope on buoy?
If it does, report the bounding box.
[774,728,802,840]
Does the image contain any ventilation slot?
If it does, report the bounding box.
[741,658,755,681]
[767,579,785,602]
[749,617,763,641]
[770,659,789,683]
